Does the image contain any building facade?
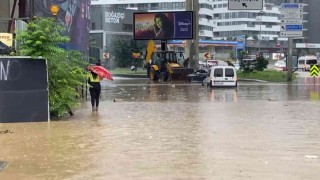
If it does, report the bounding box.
[90,5,136,50]
[0,0,91,55]
[212,0,281,41]
[91,0,215,40]
[304,0,320,44]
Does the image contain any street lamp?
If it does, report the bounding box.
[258,11,264,54]
[50,5,60,19]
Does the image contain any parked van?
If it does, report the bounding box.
[204,66,237,87]
[298,56,318,71]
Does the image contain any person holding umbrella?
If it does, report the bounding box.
[87,71,101,111]
[87,65,113,111]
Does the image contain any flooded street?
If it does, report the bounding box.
[1,77,320,180]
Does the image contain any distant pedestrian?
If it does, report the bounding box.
[96,59,102,66]
[88,71,101,111]
[183,57,189,68]
[227,60,234,67]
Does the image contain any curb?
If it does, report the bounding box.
[238,78,268,83]
[113,74,148,78]
[113,74,269,83]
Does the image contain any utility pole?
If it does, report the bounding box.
[30,0,35,18]
[258,11,264,54]
[185,0,199,70]
[287,0,294,82]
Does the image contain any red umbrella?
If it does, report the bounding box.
[87,65,113,81]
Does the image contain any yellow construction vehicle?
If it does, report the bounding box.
[144,40,194,81]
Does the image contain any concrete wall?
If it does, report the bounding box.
[0,0,11,32]
[306,0,320,43]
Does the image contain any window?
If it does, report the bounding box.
[225,68,234,77]
[306,60,317,64]
[214,68,223,77]
[91,23,96,30]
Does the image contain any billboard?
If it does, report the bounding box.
[134,11,193,40]
[34,0,90,55]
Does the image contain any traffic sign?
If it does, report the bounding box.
[228,0,263,10]
[280,32,303,37]
[281,13,303,20]
[280,24,303,31]
[281,3,303,9]
[280,3,303,37]
[203,52,211,59]
[103,52,109,59]
[310,65,319,77]
[281,19,303,24]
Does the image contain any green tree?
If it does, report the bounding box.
[229,50,236,60]
[300,49,307,56]
[110,38,145,68]
[255,54,269,71]
[110,38,131,67]
[16,17,87,118]
[309,49,317,55]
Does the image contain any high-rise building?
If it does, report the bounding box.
[212,0,281,41]
[304,0,320,43]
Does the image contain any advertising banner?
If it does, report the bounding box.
[236,35,246,50]
[0,33,13,47]
[134,11,193,40]
[34,0,90,55]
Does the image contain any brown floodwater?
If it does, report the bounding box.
[1,77,320,180]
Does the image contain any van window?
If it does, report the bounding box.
[298,60,304,64]
[225,68,234,77]
[306,59,317,64]
[214,68,223,77]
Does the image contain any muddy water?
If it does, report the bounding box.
[1,78,320,180]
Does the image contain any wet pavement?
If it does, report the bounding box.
[1,77,320,180]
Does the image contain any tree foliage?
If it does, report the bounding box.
[16,17,87,118]
[109,38,145,68]
[255,53,269,71]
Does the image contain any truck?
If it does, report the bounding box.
[146,50,194,81]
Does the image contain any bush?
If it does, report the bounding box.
[255,54,269,71]
[16,17,87,118]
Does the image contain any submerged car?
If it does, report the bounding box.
[274,60,287,71]
[186,69,208,82]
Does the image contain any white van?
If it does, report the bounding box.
[298,56,318,71]
[204,66,237,87]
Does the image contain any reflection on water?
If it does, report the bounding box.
[1,77,320,179]
[102,77,320,102]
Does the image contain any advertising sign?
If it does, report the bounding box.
[34,0,90,55]
[236,35,246,50]
[134,11,193,40]
[0,33,13,47]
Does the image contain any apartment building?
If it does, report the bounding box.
[212,0,281,41]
